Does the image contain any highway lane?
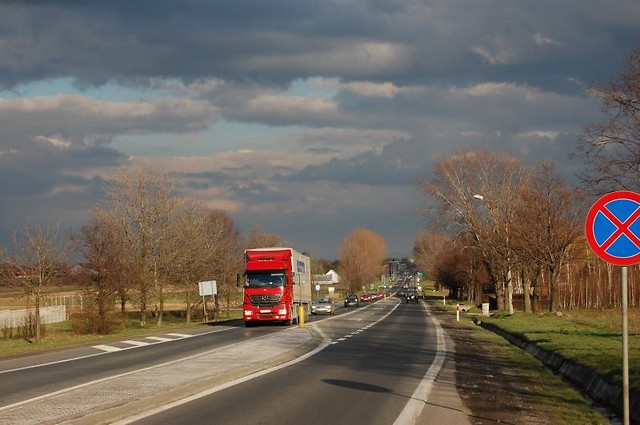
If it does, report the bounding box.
[130,299,445,425]
[0,304,358,408]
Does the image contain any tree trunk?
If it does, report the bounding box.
[549,266,559,313]
[523,271,532,313]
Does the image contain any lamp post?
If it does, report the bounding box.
[473,193,514,315]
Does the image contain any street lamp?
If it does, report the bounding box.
[473,193,514,315]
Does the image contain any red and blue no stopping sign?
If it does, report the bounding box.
[585,190,640,266]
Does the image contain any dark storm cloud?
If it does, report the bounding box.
[1,1,638,92]
[0,143,126,196]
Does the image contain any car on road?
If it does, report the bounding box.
[344,294,359,307]
[311,298,336,315]
[360,293,372,302]
[406,292,418,303]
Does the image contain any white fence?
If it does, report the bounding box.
[0,305,67,329]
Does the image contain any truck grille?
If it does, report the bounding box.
[249,294,282,307]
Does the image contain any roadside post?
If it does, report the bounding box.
[456,304,460,322]
[585,190,640,425]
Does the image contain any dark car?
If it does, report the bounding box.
[406,292,418,303]
[344,294,359,307]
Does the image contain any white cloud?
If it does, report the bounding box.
[342,81,399,98]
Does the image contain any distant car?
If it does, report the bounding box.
[311,298,336,315]
[406,292,418,303]
[377,292,385,300]
[361,293,372,302]
[344,294,359,307]
[397,290,407,298]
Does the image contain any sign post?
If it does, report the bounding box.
[585,190,640,425]
[198,280,217,323]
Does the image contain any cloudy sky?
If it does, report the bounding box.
[1,1,639,260]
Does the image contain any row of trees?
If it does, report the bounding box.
[415,46,640,313]
[0,166,388,341]
[416,152,585,313]
[0,168,294,340]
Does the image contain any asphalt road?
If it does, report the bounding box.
[130,300,460,425]
[0,299,470,424]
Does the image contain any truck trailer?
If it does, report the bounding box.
[242,247,312,326]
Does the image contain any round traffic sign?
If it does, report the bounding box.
[585,191,640,266]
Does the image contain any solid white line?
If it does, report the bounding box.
[112,340,334,424]
[114,301,402,423]
[0,329,279,413]
[393,302,446,425]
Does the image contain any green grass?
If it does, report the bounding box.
[430,294,640,395]
[456,318,610,424]
[482,310,640,393]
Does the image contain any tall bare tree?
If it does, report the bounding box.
[77,209,127,334]
[3,223,70,343]
[419,150,529,312]
[100,167,179,327]
[512,162,586,312]
[574,46,640,193]
[338,228,386,293]
[413,231,450,281]
[204,209,243,320]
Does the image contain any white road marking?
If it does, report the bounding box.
[121,340,151,347]
[166,333,193,338]
[393,302,447,425]
[144,336,173,342]
[92,345,122,352]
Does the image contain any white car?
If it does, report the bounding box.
[311,298,336,315]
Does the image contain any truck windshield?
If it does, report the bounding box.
[246,272,285,288]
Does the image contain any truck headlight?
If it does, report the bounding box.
[278,308,287,315]
[244,310,253,316]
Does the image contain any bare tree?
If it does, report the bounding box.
[338,228,386,293]
[419,150,529,312]
[77,210,126,334]
[204,210,243,321]
[413,231,450,282]
[245,224,285,249]
[512,162,586,312]
[100,167,179,327]
[3,223,70,343]
[574,46,640,193]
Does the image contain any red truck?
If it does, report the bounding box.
[242,247,312,326]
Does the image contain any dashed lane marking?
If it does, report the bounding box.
[121,340,151,347]
[92,333,194,352]
[92,345,122,352]
[144,336,173,342]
